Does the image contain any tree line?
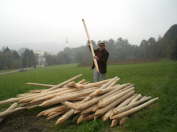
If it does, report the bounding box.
[0,47,37,70]
[0,24,176,70]
[44,24,177,66]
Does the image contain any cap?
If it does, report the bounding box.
[98,42,105,46]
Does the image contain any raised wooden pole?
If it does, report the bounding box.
[82,19,99,72]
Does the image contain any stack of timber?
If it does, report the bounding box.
[0,74,159,127]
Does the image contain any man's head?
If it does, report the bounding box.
[98,42,106,50]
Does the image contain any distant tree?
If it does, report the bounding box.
[44,53,57,65]
[21,49,37,68]
[0,47,22,70]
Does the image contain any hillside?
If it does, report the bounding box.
[163,24,177,40]
[160,24,177,59]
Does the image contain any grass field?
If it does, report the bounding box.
[0,60,177,132]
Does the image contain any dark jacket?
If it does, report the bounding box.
[92,48,109,74]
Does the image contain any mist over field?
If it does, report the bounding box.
[0,0,177,53]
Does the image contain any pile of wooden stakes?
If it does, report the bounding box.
[0,74,159,127]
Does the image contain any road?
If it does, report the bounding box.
[0,68,33,76]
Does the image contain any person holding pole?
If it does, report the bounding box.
[82,19,109,82]
[88,42,109,82]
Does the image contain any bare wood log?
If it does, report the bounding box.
[108,94,137,121]
[26,82,54,87]
[81,104,98,114]
[109,93,138,117]
[65,81,75,87]
[17,93,37,97]
[67,82,85,88]
[89,77,119,97]
[37,105,66,117]
[64,85,132,111]
[98,87,135,108]
[95,84,133,119]
[82,77,118,102]
[63,86,117,110]
[111,96,152,116]
[102,110,112,121]
[0,98,19,105]
[102,94,135,121]
[84,79,111,88]
[95,90,135,116]
[77,114,94,124]
[139,96,152,101]
[29,88,82,104]
[47,111,66,120]
[115,94,142,123]
[99,86,133,104]
[75,84,85,89]
[111,97,159,119]
[40,88,97,107]
[110,119,118,127]
[77,79,86,84]
[47,111,57,116]
[77,115,84,124]
[0,107,26,118]
[29,90,43,93]
[55,109,74,124]
[49,74,82,90]
[98,84,133,102]
[100,88,135,119]
[63,96,99,110]
[18,93,44,103]
[129,94,142,105]
[18,87,73,103]
[6,103,18,111]
[20,99,44,108]
[0,102,19,122]
[117,94,137,108]
[88,84,132,112]
[19,86,83,103]
[26,105,38,109]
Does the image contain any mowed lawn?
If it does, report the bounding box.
[0,60,177,132]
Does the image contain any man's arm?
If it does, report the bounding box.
[87,43,98,60]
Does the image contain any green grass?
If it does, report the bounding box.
[0,60,177,132]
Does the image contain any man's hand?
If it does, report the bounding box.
[87,40,91,45]
[94,56,99,60]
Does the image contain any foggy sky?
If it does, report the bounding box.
[0,0,177,53]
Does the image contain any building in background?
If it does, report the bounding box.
[35,51,46,67]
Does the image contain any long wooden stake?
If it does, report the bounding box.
[49,74,82,90]
[26,82,54,87]
[111,97,159,119]
[82,19,99,72]
[112,96,152,116]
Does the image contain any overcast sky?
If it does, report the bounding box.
[0,0,177,53]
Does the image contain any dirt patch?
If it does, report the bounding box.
[0,110,56,132]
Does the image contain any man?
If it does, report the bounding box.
[88,42,109,82]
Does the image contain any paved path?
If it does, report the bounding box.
[0,68,33,76]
